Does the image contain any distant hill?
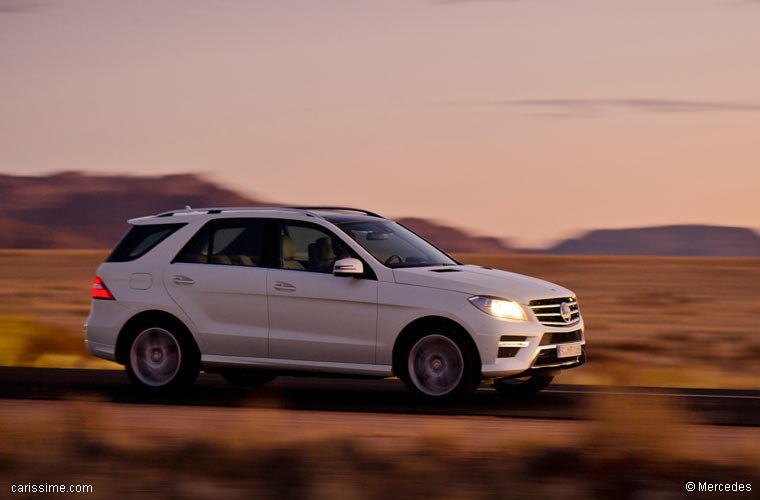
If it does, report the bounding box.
[397,217,511,254]
[4,172,757,256]
[0,172,511,253]
[545,225,760,257]
[0,172,265,249]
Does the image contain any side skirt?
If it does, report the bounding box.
[201,355,393,377]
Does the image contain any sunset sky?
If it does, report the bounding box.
[1,0,759,247]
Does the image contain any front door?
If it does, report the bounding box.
[267,220,378,364]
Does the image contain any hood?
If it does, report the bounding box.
[392,265,574,304]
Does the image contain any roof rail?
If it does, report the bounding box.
[289,206,383,218]
[154,206,383,219]
[155,206,307,218]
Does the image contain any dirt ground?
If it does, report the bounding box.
[1,398,758,500]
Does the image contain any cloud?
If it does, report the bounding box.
[444,98,760,117]
[0,0,49,14]
[435,0,760,5]
[436,0,526,3]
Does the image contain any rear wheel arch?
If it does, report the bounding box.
[391,316,482,380]
[115,310,199,366]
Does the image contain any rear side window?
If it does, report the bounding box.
[107,223,186,262]
[173,219,265,267]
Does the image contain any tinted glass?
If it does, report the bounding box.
[107,223,185,262]
[174,219,265,267]
[336,220,457,268]
[279,222,353,274]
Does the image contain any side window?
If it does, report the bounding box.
[279,222,353,274]
[107,223,186,262]
[174,219,264,267]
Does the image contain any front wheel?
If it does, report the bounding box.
[126,326,199,390]
[492,375,553,395]
[401,328,479,400]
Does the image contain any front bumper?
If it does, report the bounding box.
[507,345,586,378]
[481,341,586,378]
[474,316,586,378]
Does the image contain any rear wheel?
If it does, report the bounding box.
[400,328,479,400]
[126,325,199,390]
[492,375,553,395]
[221,371,277,387]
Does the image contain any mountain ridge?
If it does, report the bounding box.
[1,172,758,256]
[543,224,760,257]
[0,172,512,253]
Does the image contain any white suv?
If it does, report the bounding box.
[85,207,585,399]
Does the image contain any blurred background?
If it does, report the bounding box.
[1,0,759,498]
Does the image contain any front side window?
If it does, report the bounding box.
[278,221,354,274]
[335,220,457,268]
[174,219,264,267]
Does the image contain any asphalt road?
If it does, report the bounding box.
[1,366,758,426]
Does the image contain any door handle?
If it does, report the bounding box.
[173,275,195,285]
[273,281,296,292]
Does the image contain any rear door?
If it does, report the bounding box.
[267,220,378,364]
[164,218,271,358]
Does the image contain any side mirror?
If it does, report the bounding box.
[333,258,364,277]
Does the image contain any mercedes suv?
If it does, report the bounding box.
[85,207,585,399]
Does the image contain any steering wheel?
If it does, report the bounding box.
[384,254,402,266]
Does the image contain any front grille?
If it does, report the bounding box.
[529,297,580,327]
[539,329,583,346]
[533,346,585,368]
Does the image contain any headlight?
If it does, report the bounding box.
[468,296,526,321]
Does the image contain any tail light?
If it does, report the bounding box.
[91,277,115,300]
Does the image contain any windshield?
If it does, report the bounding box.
[336,220,458,268]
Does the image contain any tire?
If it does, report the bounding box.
[492,375,553,395]
[125,324,200,390]
[221,371,277,387]
[399,326,479,400]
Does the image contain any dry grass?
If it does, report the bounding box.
[0,315,111,369]
[0,250,108,329]
[0,250,115,369]
[2,250,760,387]
[1,399,757,499]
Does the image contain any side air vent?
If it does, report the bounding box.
[498,335,528,358]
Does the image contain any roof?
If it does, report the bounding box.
[129,206,383,224]
[316,212,384,224]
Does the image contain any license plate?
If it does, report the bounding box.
[557,343,582,358]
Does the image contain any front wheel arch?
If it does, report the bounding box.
[391,316,482,382]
